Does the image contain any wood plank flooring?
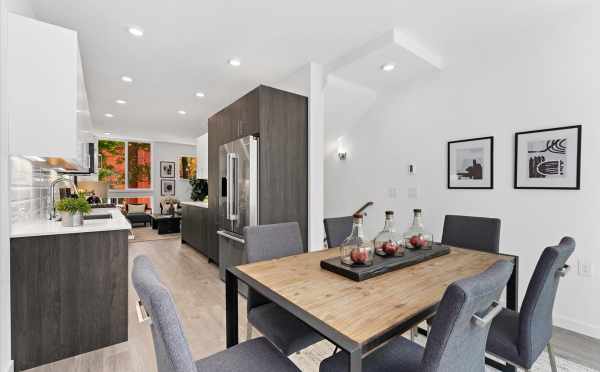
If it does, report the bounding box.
[24,236,600,372]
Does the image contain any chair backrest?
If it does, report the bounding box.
[131,256,196,372]
[518,237,575,367]
[323,216,353,248]
[423,260,514,372]
[244,222,303,311]
[441,215,501,253]
[244,222,304,263]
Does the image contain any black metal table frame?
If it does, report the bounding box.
[226,254,519,372]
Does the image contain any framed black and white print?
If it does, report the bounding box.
[160,161,175,178]
[514,125,581,189]
[448,136,494,189]
[161,179,176,196]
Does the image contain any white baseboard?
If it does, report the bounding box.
[5,360,13,372]
[555,314,600,339]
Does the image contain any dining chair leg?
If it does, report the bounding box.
[246,321,253,341]
[332,346,339,356]
[547,343,558,372]
[410,327,417,342]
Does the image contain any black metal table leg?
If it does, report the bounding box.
[225,269,239,348]
[348,348,362,372]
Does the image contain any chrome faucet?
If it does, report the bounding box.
[49,177,80,220]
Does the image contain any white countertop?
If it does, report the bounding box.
[181,201,208,208]
[11,208,132,238]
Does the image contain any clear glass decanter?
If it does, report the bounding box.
[374,211,404,257]
[403,209,434,249]
[340,213,374,266]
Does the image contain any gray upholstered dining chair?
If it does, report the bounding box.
[320,260,514,372]
[441,215,501,253]
[244,222,323,355]
[486,237,575,372]
[323,216,353,248]
[420,214,502,336]
[131,255,300,372]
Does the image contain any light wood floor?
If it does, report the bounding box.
[25,236,600,372]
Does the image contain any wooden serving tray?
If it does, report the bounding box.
[320,243,451,281]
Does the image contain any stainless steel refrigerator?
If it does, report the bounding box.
[217,135,259,284]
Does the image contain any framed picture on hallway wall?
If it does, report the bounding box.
[514,125,581,189]
[447,136,494,189]
[161,179,176,196]
[160,161,175,178]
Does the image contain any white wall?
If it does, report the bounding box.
[152,141,196,212]
[325,7,600,338]
[196,134,208,179]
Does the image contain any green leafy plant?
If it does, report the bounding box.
[189,176,208,201]
[56,196,92,215]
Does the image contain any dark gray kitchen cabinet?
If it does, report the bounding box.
[10,230,128,371]
[181,204,211,261]
[208,85,309,259]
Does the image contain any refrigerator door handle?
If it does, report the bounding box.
[217,229,245,244]
[227,153,239,221]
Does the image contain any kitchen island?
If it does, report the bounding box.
[180,201,213,263]
[10,208,131,371]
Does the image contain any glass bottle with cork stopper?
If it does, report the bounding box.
[340,213,374,266]
[374,210,405,257]
[403,209,434,249]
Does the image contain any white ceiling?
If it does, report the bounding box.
[29,0,592,143]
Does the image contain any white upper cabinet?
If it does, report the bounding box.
[7,13,79,159]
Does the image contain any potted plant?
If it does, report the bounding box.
[56,196,92,227]
[189,176,208,202]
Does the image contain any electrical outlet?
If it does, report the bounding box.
[388,187,398,199]
[578,260,593,277]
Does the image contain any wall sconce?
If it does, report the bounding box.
[337,138,347,160]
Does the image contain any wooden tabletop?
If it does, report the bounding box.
[237,247,513,345]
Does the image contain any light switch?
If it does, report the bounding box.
[408,187,418,199]
[388,187,398,199]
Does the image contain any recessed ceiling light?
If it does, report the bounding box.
[228,58,241,67]
[103,132,112,136]
[115,99,127,105]
[195,91,205,98]
[177,110,187,115]
[128,26,144,37]
[380,63,396,72]
[104,113,114,118]
[121,75,133,83]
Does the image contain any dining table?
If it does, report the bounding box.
[225,246,519,372]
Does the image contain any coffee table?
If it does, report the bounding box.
[151,214,181,235]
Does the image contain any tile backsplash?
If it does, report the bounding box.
[10,157,59,224]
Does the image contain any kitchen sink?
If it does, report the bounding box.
[83,214,113,220]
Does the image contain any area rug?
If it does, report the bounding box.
[292,333,598,372]
[129,226,180,243]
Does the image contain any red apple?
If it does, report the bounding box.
[410,235,427,248]
[350,248,369,264]
[382,241,398,255]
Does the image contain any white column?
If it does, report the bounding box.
[308,63,325,251]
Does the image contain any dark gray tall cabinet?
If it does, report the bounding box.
[207,85,308,263]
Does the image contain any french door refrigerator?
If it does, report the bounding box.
[217,135,259,286]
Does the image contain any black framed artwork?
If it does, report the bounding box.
[160,161,175,178]
[161,179,176,196]
[447,136,494,189]
[514,125,581,189]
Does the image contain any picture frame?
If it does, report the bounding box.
[161,179,176,196]
[447,136,494,189]
[160,161,176,178]
[514,125,581,190]
[178,156,197,180]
